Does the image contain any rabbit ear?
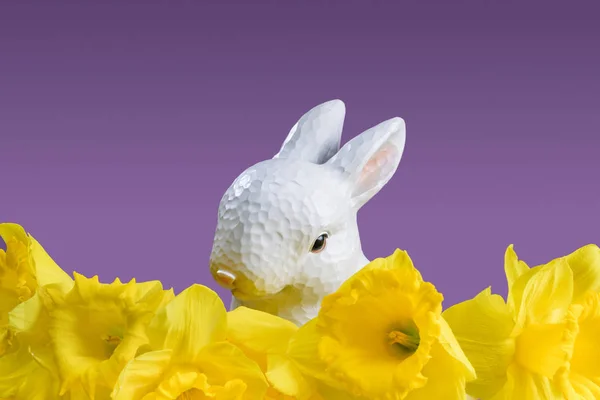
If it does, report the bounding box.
[326,117,406,209]
[273,100,346,164]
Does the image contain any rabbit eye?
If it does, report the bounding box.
[310,233,328,253]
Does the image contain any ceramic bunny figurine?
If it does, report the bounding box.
[209,99,406,326]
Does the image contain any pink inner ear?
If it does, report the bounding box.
[356,143,400,193]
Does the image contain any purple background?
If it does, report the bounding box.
[1,1,599,308]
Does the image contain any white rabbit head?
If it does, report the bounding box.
[209,100,406,325]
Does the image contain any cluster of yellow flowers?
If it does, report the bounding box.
[1,222,599,400]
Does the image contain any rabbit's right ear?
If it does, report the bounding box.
[326,117,406,209]
[273,100,346,164]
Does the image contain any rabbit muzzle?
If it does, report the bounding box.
[209,262,240,290]
[213,269,237,290]
[209,260,273,298]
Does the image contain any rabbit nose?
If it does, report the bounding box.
[213,269,237,290]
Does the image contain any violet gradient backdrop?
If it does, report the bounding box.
[1,1,599,307]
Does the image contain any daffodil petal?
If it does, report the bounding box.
[196,373,248,400]
[0,223,37,306]
[133,280,175,309]
[28,235,73,292]
[313,382,365,400]
[504,245,541,318]
[0,345,34,397]
[112,349,172,400]
[226,306,309,398]
[351,249,424,290]
[490,364,564,400]
[564,244,600,302]
[504,244,530,290]
[516,258,574,327]
[571,291,600,378]
[0,223,29,247]
[0,327,9,356]
[566,373,600,400]
[514,320,576,377]
[266,354,315,399]
[437,316,476,381]
[195,342,269,399]
[227,306,298,354]
[363,249,420,274]
[0,224,72,294]
[0,345,61,399]
[155,369,199,398]
[405,340,471,400]
[443,287,515,400]
[147,284,227,363]
[287,319,339,389]
[8,291,43,333]
[322,336,408,396]
[8,290,58,360]
[509,245,600,318]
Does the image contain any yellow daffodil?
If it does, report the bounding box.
[0,223,74,400]
[44,272,174,399]
[285,249,476,400]
[226,306,323,400]
[0,223,73,355]
[112,284,268,400]
[443,244,600,399]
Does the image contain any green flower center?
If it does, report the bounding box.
[102,333,123,357]
[388,322,420,358]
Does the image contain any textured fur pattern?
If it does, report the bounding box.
[209,99,406,325]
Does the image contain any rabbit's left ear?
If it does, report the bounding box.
[326,117,406,209]
[274,100,346,164]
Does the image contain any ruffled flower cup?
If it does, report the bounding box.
[283,249,476,400]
